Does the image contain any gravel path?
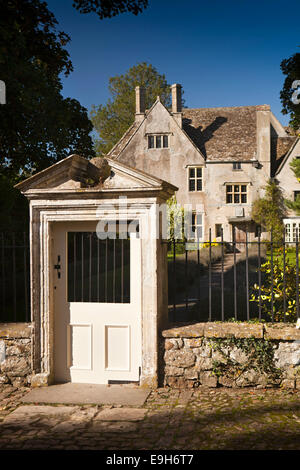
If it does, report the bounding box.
[1,385,300,450]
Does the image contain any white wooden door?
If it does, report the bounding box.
[52,221,141,384]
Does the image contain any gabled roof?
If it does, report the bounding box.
[15,154,177,198]
[108,98,206,162]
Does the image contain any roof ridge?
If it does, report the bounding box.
[182,104,270,111]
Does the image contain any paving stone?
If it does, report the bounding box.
[94,407,147,421]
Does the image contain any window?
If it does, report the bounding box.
[294,191,300,201]
[233,162,241,170]
[188,167,203,192]
[215,224,222,238]
[255,224,262,238]
[190,212,203,240]
[67,232,130,303]
[285,221,300,242]
[226,184,247,204]
[147,134,169,149]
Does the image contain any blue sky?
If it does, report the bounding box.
[47,0,300,126]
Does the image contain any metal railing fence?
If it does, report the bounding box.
[167,227,300,323]
[0,232,30,322]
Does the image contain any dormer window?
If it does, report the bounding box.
[147,134,169,149]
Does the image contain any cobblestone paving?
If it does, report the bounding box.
[1,385,300,450]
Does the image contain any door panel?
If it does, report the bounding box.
[52,221,141,384]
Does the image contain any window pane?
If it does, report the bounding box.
[226,185,232,193]
[241,194,247,203]
[234,194,240,203]
[196,167,202,177]
[189,179,195,191]
[163,135,168,148]
[234,185,240,193]
[226,194,232,203]
[196,227,203,239]
[67,232,130,303]
[196,214,202,225]
[189,168,195,178]
[197,179,202,191]
[156,135,161,148]
[192,213,196,225]
[241,185,247,193]
[148,136,154,148]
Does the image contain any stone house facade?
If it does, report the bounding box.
[108,84,300,242]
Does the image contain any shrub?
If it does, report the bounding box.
[250,254,299,322]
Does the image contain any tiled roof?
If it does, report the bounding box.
[182,106,263,161]
[108,121,139,159]
[272,136,298,174]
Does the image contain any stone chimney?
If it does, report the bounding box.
[256,105,271,177]
[171,83,182,127]
[135,86,145,122]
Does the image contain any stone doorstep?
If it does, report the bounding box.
[2,405,78,424]
[94,408,147,421]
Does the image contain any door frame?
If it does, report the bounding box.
[52,220,142,384]
[29,199,166,388]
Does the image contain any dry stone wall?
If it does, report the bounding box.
[162,323,300,389]
[0,323,32,387]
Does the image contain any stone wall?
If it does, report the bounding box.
[162,323,300,389]
[0,323,32,387]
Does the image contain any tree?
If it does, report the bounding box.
[90,62,174,155]
[280,51,300,132]
[0,0,95,182]
[285,157,300,214]
[251,179,286,242]
[72,0,148,19]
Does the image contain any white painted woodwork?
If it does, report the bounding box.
[53,221,141,384]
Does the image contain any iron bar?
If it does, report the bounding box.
[23,232,29,321]
[233,226,237,320]
[173,238,176,320]
[209,228,212,321]
[283,227,286,322]
[12,233,17,321]
[1,233,5,317]
[105,238,108,303]
[245,230,249,321]
[185,244,188,312]
[296,229,299,319]
[258,228,262,321]
[121,238,124,303]
[221,228,224,321]
[81,233,84,302]
[270,229,274,323]
[113,238,116,303]
[73,233,76,302]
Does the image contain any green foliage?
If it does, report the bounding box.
[285,158,300,215]
[72,0,148,19]
[90,62,174,155]
[250,253,299,322]
[167,195,184,242]
[280,51,300,131]
[209,337,282,382]
[251,179,286,243]
[0,0,95,182]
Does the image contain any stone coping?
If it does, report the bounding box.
[162,322,300,341]
[0,323,33,339]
